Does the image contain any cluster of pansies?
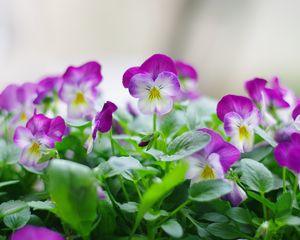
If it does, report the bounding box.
[0,54,300,239]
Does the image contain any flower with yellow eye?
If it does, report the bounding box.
[59,61,102,119]
[217,95,259,152]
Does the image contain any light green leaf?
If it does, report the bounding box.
[189,180,232,202]
[107,156,143,177]
[160,130,210,161]
[0,200,28,218]
[0,180,19,189]
[254,127,277,147]
[27,201,56,212]
[161,219,183,238]
[134,162,188,231]
[46,159,98,237]
[240,158,274,193]
[3,207,30,230]
[119,202,138,213]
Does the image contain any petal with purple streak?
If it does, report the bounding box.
[13,126,33,148]
[244,78,267,103]
[122,67,145,88]
[128,73,154,98]
[154,72,180,97]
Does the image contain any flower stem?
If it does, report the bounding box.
[282,168,287,193]
[260,192,267,220]
[118,175,129,202]
[109,130,115,155]
[153,112,157,133]
[293,174,299,200]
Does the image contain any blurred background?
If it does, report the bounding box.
[1,0,300,104]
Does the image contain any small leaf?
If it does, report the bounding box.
[240,158,274,193]
[201,212,228,223]
[119,202,138,213]
[0,180,19,189]
[27,201,56,212]
[161,219,183,238]
[107,156,143,177]
[3,207,30,230]
[241,146,273,161]
[160,130,210,161]
[189,180,232,202]
[207,223,242,239]
[247,191,275,212]
[0,200,28,218]
[277,216,300,226]
[275,192,292,217]
[226,207,252,224]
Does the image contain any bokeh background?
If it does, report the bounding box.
[1,0,300,104]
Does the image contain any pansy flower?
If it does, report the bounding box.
[124,54,180,115]
[292,103,300,131]
[187,128,240,182]
[13,113,66,170]
[0,83,37,124]
[11,225,64,240]
[59,61,102,119]
[87,101,118,153]
[217,95,259,152]
[175,60,200,100]
[34,76,62,104]
[274,132,300,174]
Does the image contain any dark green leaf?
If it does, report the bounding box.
[201,212,228,223]
[226,207,252,224]
[275,192,292,217]
[161,219,183,238]
[207,223,243,239]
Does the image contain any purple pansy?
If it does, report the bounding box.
[34,76,62,104]
[223,180,247,206]
[11,225,64,240]
[274,132,300,173]
[87,101,118,153]
[13,113,66,170]
[175,60,200,100]
[187,128,240,182]
[217,95,259,153]
[0,83,37,124]
[59,61,102,119]
[292,103,300,131]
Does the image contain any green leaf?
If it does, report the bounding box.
[96,200,116,236]
[134,162,188,231]
[189,180,232,202]
[200,212,228,223]
[159,130,210,161]
[37,149,58,164]
[119,202,138,213]
[0,200,28,218]
[107,156,143,177]
[226,207,252,224]
[46,159,98,237]
[241,146,273,161]
[254,127,277,147]
[275,192,292,217]
[3,207,30,230]
[207,223,243,239]
[161,219,183,238]
[240,158,274,193]
[27,201,56,212]
[0,180,19,189]
[144,210,168,221]
[247,191,275,212]
[276,216,300,226]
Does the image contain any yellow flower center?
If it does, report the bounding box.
[20,112,27,121]
[73,92,86,105]
[200,164,215,180]
[148,87,161,101]
[239,125,250,140]
[28,142,41,156]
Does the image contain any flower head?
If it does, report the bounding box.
[217,95,259,152]
[87,101,118,153]
[59,61,102,119]
[13,113,66,170]
[274,132,300,173]
[292,103,300,131]
[187,128,240,182]
[174,60,200,100]
[125,54,180,115]
[0,83,37,124]
[34,76,62,104]
[11,225,64,240]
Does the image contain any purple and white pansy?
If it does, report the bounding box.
[187,128,240,182]
[217,95,259,153]
[59,61,102,120]
[124,54,181,115]
[0,83,37,125]
[13,113,66,170]
[34,76,62,104]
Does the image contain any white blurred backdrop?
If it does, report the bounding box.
[1,0,300,104]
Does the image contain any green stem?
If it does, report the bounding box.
[157,200,190,226]
[260,192,267,220]
[153,112,157,133]
[282,168,287,193]
[109,130,115,155]
[119,176,129,202]
[134,181,142,200]
[293,174,299,200]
